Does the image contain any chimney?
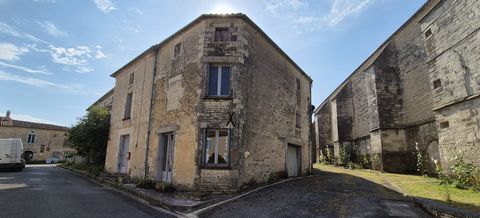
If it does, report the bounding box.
[6,110,10,119]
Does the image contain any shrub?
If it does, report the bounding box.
[451,157,479,190]
[338,143,350,168]
[360,155,371,169]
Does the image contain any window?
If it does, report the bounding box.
[40,145,45,153]
[295,112,301,128]
[129,73,134,85]
[433,79,442,89]
[124,92,133,119]
[27,131,36,144]
[214,27,230,42]
[440,121,449,129]
[425,28,432,39]
[296,78,301,105]
[174,42,181,57]
[207,65,231,96]
[204,129,230,166]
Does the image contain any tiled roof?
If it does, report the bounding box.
[0,117,69,131]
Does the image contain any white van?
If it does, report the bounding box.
[0,138,25,171]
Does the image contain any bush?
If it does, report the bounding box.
[360,155,371,169]
[436,156,480,192]
[338,143,350,168]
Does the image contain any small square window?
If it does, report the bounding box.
[204,129,230,166]
[40,145,45,153]
[174,42,181,57]
[440,121,449,129]
[207,65,231,97]
[425,28,432,39]
[433,79,442,89]
[215,27,230,42]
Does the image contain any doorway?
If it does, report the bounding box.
[287,144,301,177]
[118,134,130,174]
[156,132,175,182]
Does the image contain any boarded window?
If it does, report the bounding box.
[207,65,230,96]
[205,129,229,165]
[295,112,301,128]
[129,73,134,85]
[296,78,301,105]
[433,79,442,89]
[214,27,230,42]
[174,42,181,57]
[124,92,133,119]
[425,28,432,38]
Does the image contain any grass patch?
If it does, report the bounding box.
[314,164,480,212]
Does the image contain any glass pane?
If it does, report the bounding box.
[208,66,218,95]
[217,130,228,164]
[221,67,230,95]
[206,130,216,163]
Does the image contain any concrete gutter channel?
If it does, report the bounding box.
[378,173,480,218]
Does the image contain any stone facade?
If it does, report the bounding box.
[104,14,312,192]
[0,111,71,162]
[88,88,114,112]
[314,0,480,173]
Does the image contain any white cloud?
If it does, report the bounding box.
[326,0,374,26]
[93,0,116,13]
[49,45,91,65]
[37,21,68,37]
[0,70,70,89]
[10,113,61,126]
[0,22,49,44]
[266,0,307,15]
[0,43,29,61]
[0,61,51,75]
[74,66,93,73]
[95,50,106,59]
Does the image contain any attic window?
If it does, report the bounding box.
[215,27,230,42]
[129,73,134,85]
[433,79,442,89]
[425,28,432,39]
[174,42,182,57]
[440,121,449,129]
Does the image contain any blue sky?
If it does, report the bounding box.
[0,0,425,126]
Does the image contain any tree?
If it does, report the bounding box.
[68,106,110,165]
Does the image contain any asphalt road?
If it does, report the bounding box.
[0,164,175,218]
[198,170,430,218]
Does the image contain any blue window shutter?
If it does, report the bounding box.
[221,67,230,95]
[208,66,218,95]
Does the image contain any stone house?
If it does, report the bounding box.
[0,110,71,162]
[103,14,312,192]
[313,0,480,174]
[88,88,114,112]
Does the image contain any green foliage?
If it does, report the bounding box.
[436,156,480,192]
[416,150,426,175]
[370,153,383,171]
[360,155,371,169]
[68,106,110,164]
[451,157,479,191]
[71,161,104,176]
[338,143,350,168]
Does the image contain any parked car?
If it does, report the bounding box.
[0,138,25,170]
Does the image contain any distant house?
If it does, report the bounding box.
[101,13,313,192]
[0,110,72,162]
[88,88,114,112]
[313,0,480,173]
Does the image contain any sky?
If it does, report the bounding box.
[0,0,426,126]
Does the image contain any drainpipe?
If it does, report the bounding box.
[144,47,159,180]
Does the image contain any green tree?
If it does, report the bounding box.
[68,106,110,164]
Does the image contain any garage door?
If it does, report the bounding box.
[287,145,300,177]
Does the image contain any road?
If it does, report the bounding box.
[0,165,175,218]
[198,170,429,218]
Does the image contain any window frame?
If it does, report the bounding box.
[174,42,182,58]
[123,92,133,120]
[202,128,231,168]
[214,27,230,42]
[206,65,231,98]
[27,132,36,144]
[128,73,134,86]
